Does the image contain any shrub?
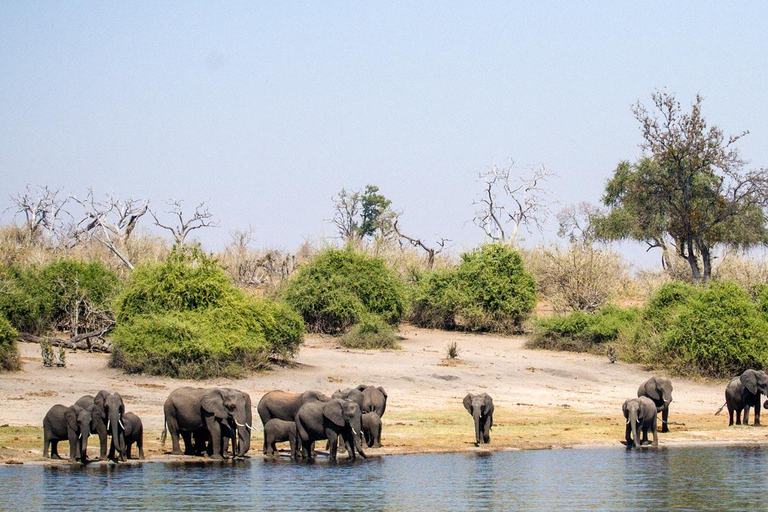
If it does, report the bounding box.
[529,306,641,353]
[282,247,406,334]
[643,280,700,330]
[338,313,399,350]
[410,243,536,332]
[0,315,21,372]
[110,249,304,379]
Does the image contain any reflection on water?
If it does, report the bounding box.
[2,446,767,511]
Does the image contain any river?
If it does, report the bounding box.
[1,445,764,511]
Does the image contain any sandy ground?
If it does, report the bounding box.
[1,326,766,463]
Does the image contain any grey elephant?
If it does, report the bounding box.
[723,369,768,426]
[43,403,93,463]
[295,398,367,461]
[361,411,382,448]
[162,387,253,459]
[622,396,658,448]
[263,418,298,459]
[122,412,144,460]
[76,391,126,461]
[637,376,673,432]
[463,393,494,445]
[355,384,387,417]
[257,390,330,453]
[332,388,364,410]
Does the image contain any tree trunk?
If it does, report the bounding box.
[18,326,113,353]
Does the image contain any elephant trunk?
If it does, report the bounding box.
[473,411,482,444]
[350,416,366,459]
[232,417,251,457]
[80,429,89,461]
[110,412,124,458]
[630,414,639,449]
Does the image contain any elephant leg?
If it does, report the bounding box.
[166,417,183,455]
[755,399,761,426]
[137,436,145,460]
[736,408,742,425]
[624,424,633,448]
[651,422,658,447]
[661,406,669,433]
[98,424,109,460]
[180,432,193,455]
[482,416,491,444]
[207,420,224,459]
[43,437,50,459]
[68,432,78,463]
[728,407,734,426]
[50,439,61,459]
[327,431,338,461]
[744,405,751,425]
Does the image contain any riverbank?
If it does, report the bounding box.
[1,326,766,464]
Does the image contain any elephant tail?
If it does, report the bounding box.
[161,418,167,447]
[714,402,727,415]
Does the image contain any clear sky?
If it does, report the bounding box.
[1,2,767,268]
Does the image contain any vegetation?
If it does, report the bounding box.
[338,313,399,350]
[410,243,536,332]
[110,248,304,379]
[596,91,768,282]
[0,315,21,372]
[530,306,642,353]
[283,247,406,334]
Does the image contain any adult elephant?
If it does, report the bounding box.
[332,388,364,409]
[724,369,768,426]
[77,391,126,461]
[463,393,494,445]
[356,384,387,417]
[622,396,658,448]
[295,398,367,461]
[43,403,93,463]
[163,387,253,459]
[637,376,673,433]
[257,390,330,453]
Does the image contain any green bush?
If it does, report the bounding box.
[339,313,399,350]
[282,247,406,334]
[529,306,641,353]
[0,315,21,372]
[410,243,536,332]
[661,281,768,377]
[110,249,304,379]
[643,280,699,330]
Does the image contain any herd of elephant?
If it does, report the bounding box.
[41,369,768,463]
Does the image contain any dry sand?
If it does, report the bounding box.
[1,326,766,463]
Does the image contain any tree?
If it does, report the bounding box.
[556,202,604,245]
[597,91,768,282]
[150,199,218,247]
[331,185,397,242]
[473,160,554,245]
[8,184,69,244]
[392,219,449,269]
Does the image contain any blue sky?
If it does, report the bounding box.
[1,2,767,267]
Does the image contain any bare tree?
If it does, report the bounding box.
[69,189,149,269]
[393,219,450,269]
[150,199,218,247]
[473,160,555,245]
[7,184,70,243]
[556,202,604,245]
[331,188,362,242]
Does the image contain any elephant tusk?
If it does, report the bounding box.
[107,420,110,431]
[119,420,125,430]
[352,428,358,435]
[234,420,252,431]
[626,418,630,424]
[79,433,82,439]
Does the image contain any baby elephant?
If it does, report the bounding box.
[362,412,382,448]
[463,393,494,445]
[122,412,145,460]
[263,418,298,459]
[43,403,93,463]
[622,396,658,449]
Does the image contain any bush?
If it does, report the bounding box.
[110,249,304,379]
[282,247,406,334]
[339,314,399,350]
[410,243,536,332]
[529,306,641,353]
[0,315,21,372]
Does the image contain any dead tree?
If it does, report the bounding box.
[69,189,149,269]
[150,199,218,247]
[473,160,555,245]
[393,219,449,269]
[7,184,69,244]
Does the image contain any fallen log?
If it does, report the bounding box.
[18,325,114,353]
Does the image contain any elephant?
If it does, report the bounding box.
[637,376,673,432]
[162,387,252,459]
[257,390,330,453]
[76,391,126,461]
[355,384,388,417]
[361,411,382,448]
[43,403,93,463]
[332,388,364,410]
[622,396,658,448]
[724,369,768,426]
[122,412,144,460]
[295,398,367,461]
[263,418,298,459]
[463,393,494,445]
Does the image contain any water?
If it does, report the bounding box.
[2,445,766,511]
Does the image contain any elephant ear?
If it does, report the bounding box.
[377,387,388,398]
[644,379,662,401]
[742,370,759,395]
[201,389,229,420]
[484,395,494,416]
[122,416,133,437]
[66,406,78,433]
[463,394,473,414]
[323,401,345,428]
[94,390,109,419]
[356,384,368,392]
[622,400,629,418]
[243,392,253,424]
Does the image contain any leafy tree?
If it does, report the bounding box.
[331,185,396,242]
[596,91,768,282]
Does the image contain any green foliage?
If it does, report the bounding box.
[530,306,642,353]
[410,243,536,332]
[283,247,406,334]
[338,313,399,350]
[332,184,396,241]
[111,249,304,379]
[0,315,21,372]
